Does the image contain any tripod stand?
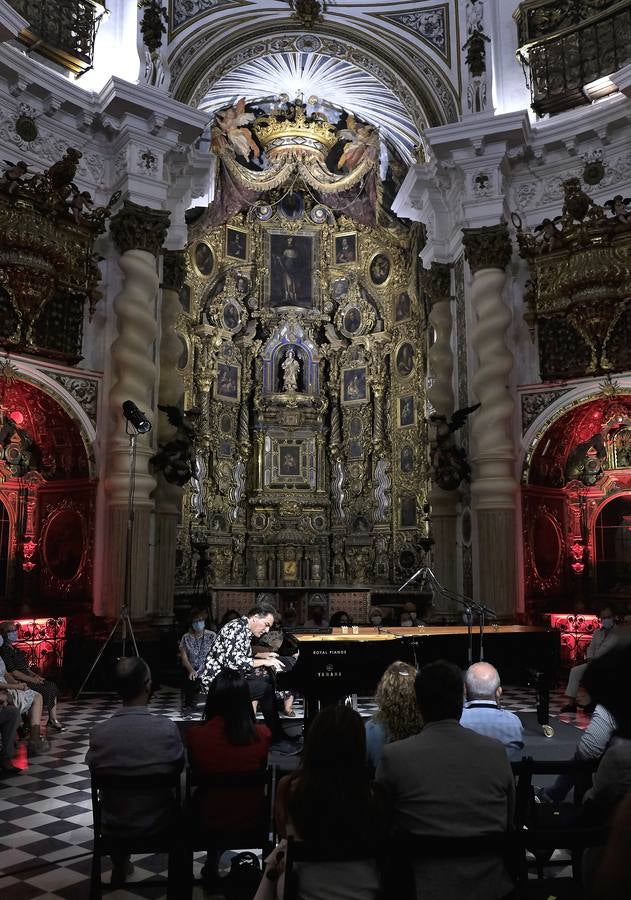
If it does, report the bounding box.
[77,423,143,696]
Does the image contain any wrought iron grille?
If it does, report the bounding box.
[515,0,631,115]
[10,0,106,76]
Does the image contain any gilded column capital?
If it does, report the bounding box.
[162,250,186,291]
[462,223,512,274]
[423,262,452,306]
[110,200,170,257]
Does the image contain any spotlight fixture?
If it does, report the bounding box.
[122,400,152,433]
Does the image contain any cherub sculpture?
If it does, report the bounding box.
[46,147,82,197]
[605,195,631,225]
[69,188,94,224]
[428,403,480,491]
[337,114,380,172]
[534,216,562,251]
[2,160,30,194]
[150,405,201,486]
[212,99,260,161]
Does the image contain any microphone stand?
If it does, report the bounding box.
[398,566,496,666]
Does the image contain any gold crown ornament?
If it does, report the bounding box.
[252,100,339,160]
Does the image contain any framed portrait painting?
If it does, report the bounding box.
[222,301,241,333]
[225,227,248,261]
[266,230,318,309]
[216,363,239,401]
[342,367,368,404]
[369,253,391,286]
[334,232,357,266]
[394,291,411,323]
[399,395,415,427]
[395,341,415,379]
[279,445,301,477]
[193,241,215,277]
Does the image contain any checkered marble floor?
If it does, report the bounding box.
[0,685,585,899]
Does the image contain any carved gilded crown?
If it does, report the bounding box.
[252,100,338,159]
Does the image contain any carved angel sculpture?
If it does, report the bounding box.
[428,403,480,491]
[213,99,260,161]
[150,405,201,486]
[2,160,30,194]
[337,115,380,172]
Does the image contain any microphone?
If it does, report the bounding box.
[122,400,152,433]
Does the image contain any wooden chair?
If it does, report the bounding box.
[512,756,607,892]
[89,768,187,900]
[282,835,386,900]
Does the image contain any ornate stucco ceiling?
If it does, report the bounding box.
[167,1,461,154]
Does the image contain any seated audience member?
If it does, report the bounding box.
[0,647,45,754]
[202,601,297,747]
[537,704,618,803]
[0,621,64,731]
[0,686,21,775]
[186,669,271,890]
[368,607,385,627]
[256,705,385,900]
[562,606,619,713]
[330,610,352,628]
[179,608,216,715]
[376,659,515,900]
[304,605,329,629]
[86,657,184,887]
[460,662,524,762]
[365,661,422,770]
[399,602,421,627]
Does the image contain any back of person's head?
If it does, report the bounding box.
[330,610,351,627]
[113,656,151,703]
[415,659,464,722]
[374,661,422,741]
[465,662,501,701]
[203,668,258,745]
[290,705,375,846]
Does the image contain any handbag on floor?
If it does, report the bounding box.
[223,850,262,900]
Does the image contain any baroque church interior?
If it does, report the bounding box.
[1,0,631,896]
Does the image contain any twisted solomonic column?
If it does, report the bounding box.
[462,223,517,618]
[423,262,458,598]
[103,200,170,620]
[151,249,186,624]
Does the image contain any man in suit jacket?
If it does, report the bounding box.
[376,660,515,900]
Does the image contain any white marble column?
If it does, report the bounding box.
[462,223,517,619]
[103,200,170,621]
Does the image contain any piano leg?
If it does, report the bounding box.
[528,668,554,738]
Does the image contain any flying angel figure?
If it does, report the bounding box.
[337,115,380,172]
[2,160,31,194]
[429,403,481,438]
[214,99,260,161]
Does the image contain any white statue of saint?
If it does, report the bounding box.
[281,348,300,392]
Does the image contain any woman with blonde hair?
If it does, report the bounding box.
[365,660,422,769]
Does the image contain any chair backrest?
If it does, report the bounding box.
[185,764,270,801]
[282,836,383,900]
[513,756,600,827]
[90,768,182,840]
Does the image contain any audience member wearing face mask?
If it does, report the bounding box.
[561,606,620,713]
[179,609,216,716]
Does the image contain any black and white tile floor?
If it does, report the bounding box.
[0,685,585,899]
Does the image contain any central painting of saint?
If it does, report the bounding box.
[266,230,318,309]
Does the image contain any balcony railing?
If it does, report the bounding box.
[514,0,631,115]
[10,0,107,76]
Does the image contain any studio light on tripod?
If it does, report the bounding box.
[122,400,152,433]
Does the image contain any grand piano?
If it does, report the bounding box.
[280,625,560,730]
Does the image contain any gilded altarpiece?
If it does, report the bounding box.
[174,98,429,590]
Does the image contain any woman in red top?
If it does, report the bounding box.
[186,669,271,889]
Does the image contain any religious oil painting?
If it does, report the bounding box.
[216,363,239,401]
[223,301,240,331]
[43,509,84,581]
[193,241,215,277]
[331,277,349,299]
[399,394,415,427]
[267,231,317,309]
[279,445,301,476]
[235,274,250,295]
[226,227,248,260]
[334,232,357,265]
[342,367,368,404]
[343,306,362,335]
[395,291,411,323]
[370,252,391,286]
[395,341,415,378]
[400,445,414,474]
[400,495,417,528]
